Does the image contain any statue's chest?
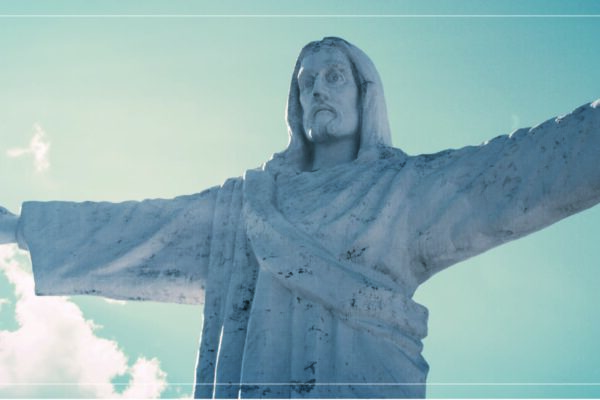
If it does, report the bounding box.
[266,164,418,292]
[274,170,384,248]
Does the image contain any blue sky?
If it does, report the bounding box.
[1,1,600,398]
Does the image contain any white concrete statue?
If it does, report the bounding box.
[1,37,600,398]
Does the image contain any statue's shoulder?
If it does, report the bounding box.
[369,145,476,176]
[413,148,455,164]
[406,136,510,177]
[375,145,407,161]
[405,146,474,176]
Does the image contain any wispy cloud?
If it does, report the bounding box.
[0,245,167,398]
[6,124,51,172]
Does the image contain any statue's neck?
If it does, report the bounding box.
[311,137,359,171]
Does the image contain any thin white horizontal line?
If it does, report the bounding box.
[3,382,600,386]
[0,14,599,18]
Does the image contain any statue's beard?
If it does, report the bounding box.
[305,109,344,143]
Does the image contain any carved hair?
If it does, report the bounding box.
[266,37,392,173]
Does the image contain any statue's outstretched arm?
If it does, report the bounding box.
[408,100,600,281]
[0,206,18,244]
[13,186,220,304]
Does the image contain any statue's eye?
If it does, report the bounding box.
[299,76,315,91]
[326,70,344,85]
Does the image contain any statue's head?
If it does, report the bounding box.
[297,41,361,146]
[267,37,392,173]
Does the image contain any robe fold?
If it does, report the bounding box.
[17,101,600,398]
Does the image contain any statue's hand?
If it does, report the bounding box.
[0,206,18,245]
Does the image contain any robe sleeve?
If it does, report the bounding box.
[16,186,219,305]
[407,100,600,282]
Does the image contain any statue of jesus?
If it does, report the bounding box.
[0,37,599,398]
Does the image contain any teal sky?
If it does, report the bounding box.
[1,1,600,398]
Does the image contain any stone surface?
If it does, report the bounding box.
[0,206,18,245]
[2,37,600,398]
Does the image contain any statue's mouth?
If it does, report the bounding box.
[311,106,336,119]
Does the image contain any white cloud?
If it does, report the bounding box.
[0,245,167,398]
[120,358,167,398]
[6,124,51,172]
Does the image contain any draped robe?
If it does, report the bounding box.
[16,101,600,398]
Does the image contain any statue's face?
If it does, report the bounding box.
[298,48,359,144]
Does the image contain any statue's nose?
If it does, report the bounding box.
[312,76,329,100]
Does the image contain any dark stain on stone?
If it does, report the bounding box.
[241,299,251,311]
[304,361,317,374]
[164,269,181,277]
[292,379,316,394]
